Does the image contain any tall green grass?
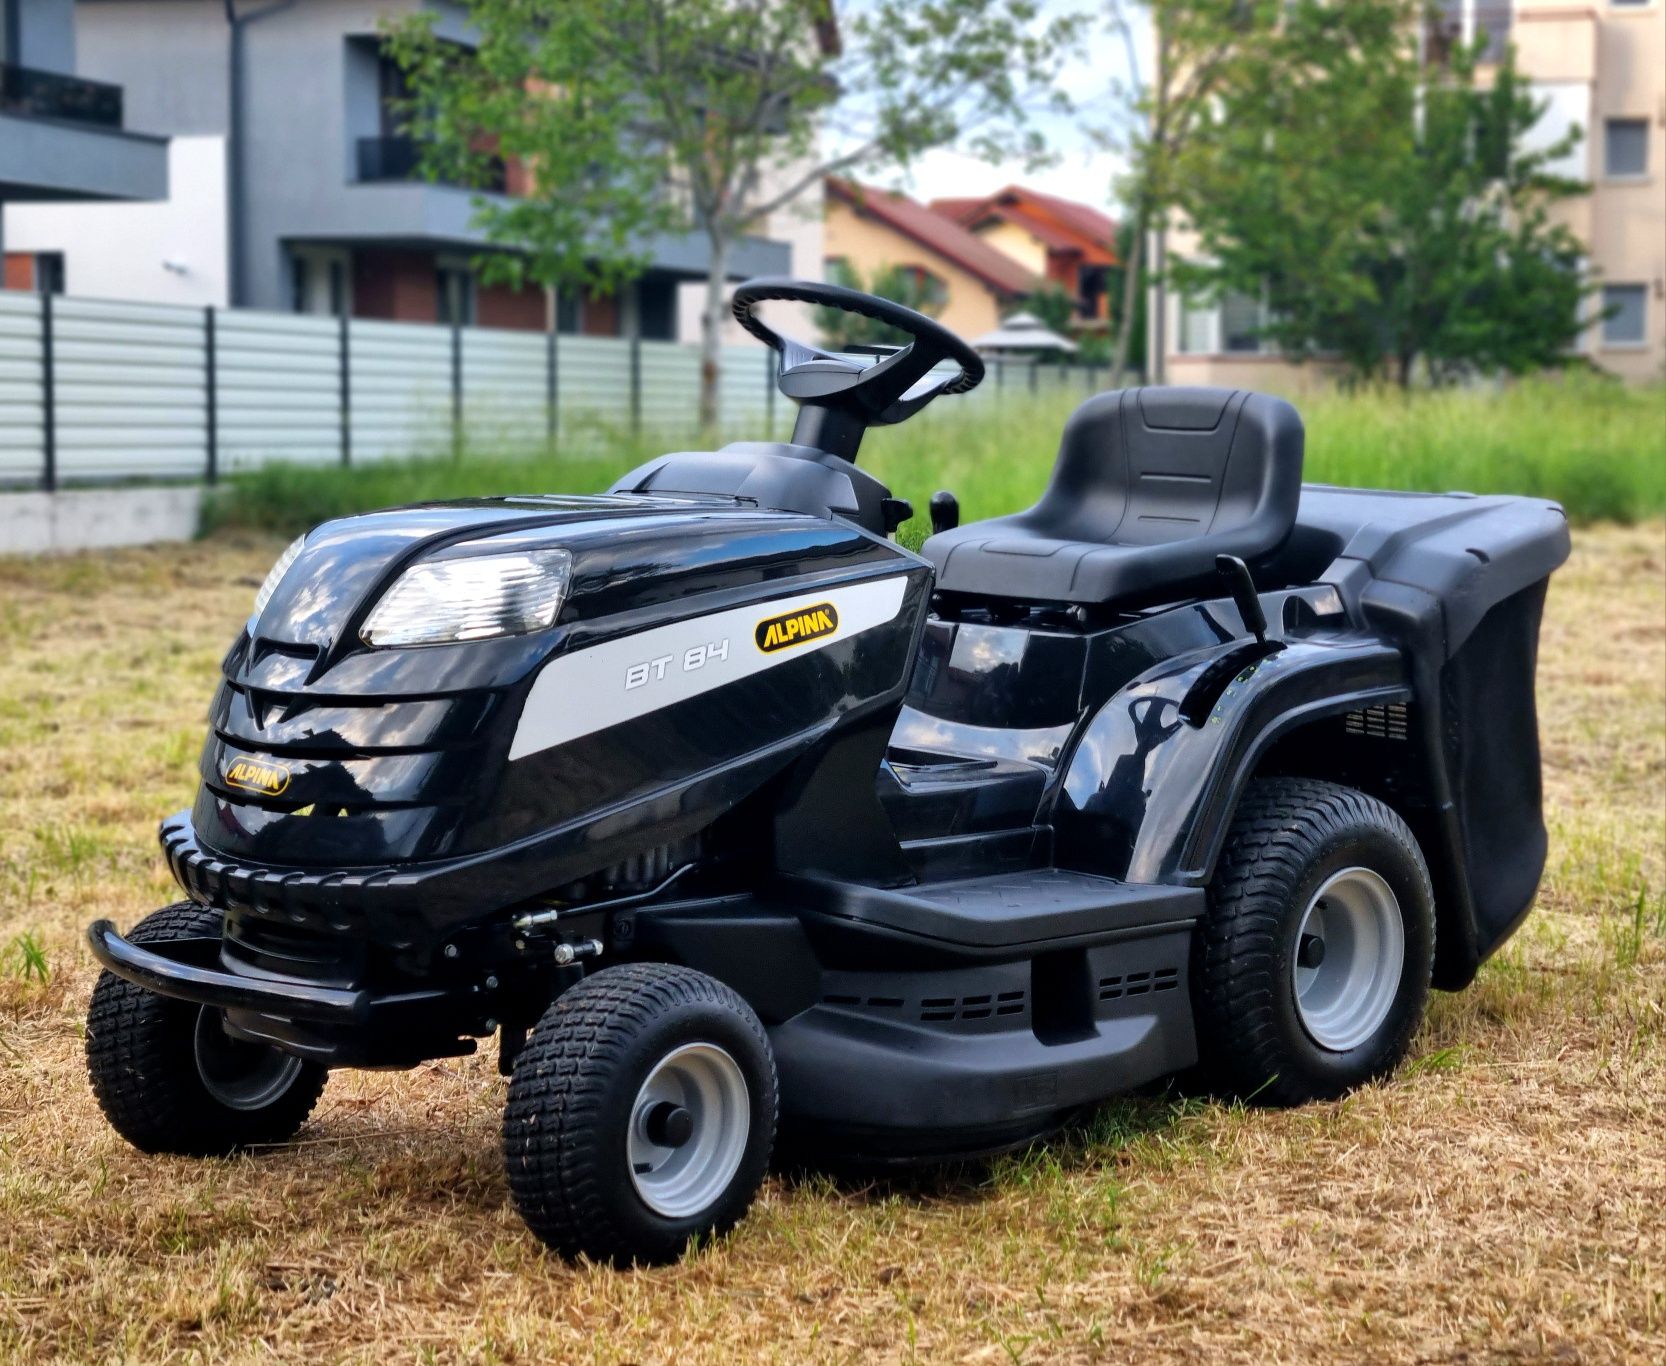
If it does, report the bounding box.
[203,375,1665,542]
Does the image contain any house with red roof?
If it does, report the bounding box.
[930,186,1120,326]
[823,178,1040,340]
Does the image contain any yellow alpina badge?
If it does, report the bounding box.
[754,602,839,653]
[223,757,292,796]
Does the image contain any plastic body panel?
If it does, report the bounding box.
[1053,637,1410,885]
[184,494,931,950]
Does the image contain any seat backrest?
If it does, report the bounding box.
[1029,387,1304,555]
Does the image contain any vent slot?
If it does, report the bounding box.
[1344,703,1409,740]
[918,990,1028,1023]
[1099,965,1182,1001]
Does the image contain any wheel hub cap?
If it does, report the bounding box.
[192,1007,306,1111]
[627,1042,750,1220]
[1292,867,1405,1052]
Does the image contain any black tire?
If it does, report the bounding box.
[1193,777,1435,1106]
[504,963,777,1267]
[85,903,328,1155]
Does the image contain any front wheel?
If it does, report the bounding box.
[503,963,777,1267]
[1193,778,1435,1105]
[86,903,328,1154]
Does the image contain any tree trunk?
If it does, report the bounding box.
[698,236,730,435]
[1109,202,1147,389]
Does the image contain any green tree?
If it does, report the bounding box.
[1101,0,1252,386]
[385,0,1083,432]
[1022,281,1077,334]
[1160,0,1590,386]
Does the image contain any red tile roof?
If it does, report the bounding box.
[827,178,1040,297]
[930,185,1120,265]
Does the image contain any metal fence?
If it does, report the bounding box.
[0,291,1116,489]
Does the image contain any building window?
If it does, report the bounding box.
[898,264,949,313]
[436,265,475,326]
[1219,292,1266,353]
[1426,2,1511,66]
[555,288,581,335]
[1177,296,1213,354]
[1601,284,1647,347]
[1176,289,1267,355]
[33,253,65,296]
[290,257,310,314]
[1604,118,1649,178]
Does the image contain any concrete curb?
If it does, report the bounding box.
[0,486,205,556]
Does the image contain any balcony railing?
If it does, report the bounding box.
[355,135,508,194]
[0,63,124,129]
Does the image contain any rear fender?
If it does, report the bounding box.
[1052,638,1410,886]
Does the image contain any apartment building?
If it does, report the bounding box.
[0,0,167,285]
[1158,0,1665,388]
[5,0,806,339]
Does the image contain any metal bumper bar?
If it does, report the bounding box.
[86,919,370,1023]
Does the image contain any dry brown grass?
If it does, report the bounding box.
[1,524,1661,1365]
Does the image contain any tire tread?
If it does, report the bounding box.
[1194,777,1433,1105]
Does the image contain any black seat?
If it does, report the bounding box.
[923,387,1304,608]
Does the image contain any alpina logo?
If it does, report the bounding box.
[754,602,839,653]
[224,757,291,796]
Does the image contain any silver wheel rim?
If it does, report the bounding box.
[627,1042,750,1220]
[192,1007,306,1111]
[1292,867,1405,1052]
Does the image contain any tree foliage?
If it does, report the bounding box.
[1158,0,1590,385]
[815,260,944,349]
[384,0,1083,426]
[1021,282,1077,334]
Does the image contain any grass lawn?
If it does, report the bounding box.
[203,376,1666,545]
[0,518,1660,1363]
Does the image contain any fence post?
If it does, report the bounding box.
[546,325,559,449]
[339,314,352,467]
[40,292,56,493]
[450,323,463,460]
[204,307,218,484]
[1028,361,1038,394]
[629,331,642,435]
[764,347,775,433]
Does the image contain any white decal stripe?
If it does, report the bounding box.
[508,576,909,760]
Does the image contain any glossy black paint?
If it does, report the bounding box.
[90,397,1566,1144]
[194,496,926,883]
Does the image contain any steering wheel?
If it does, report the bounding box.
[731,277,985,460]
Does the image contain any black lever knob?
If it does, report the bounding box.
[1215,554,1267,644]
[929,491,960,535]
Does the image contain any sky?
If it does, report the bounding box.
[839,2,1150,214]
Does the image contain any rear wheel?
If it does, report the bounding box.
[503,963,777,1266]
[1193,778,1435,1105]
[86,903,328,1154]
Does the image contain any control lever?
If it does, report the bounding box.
[929,491,960,535]
[1215,554,1267,644]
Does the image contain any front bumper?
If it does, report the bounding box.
[86,919,368,1022]
[86,916,490,1066]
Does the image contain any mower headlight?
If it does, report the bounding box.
[249,533,308,631]
[360,548,573,648]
